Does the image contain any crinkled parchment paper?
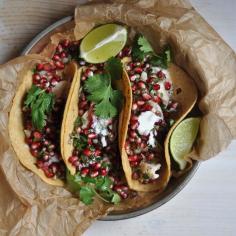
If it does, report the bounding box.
[0,0,235,235]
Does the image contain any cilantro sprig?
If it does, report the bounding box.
[84,57,123,119]
[24,85,55,130]
[132,35,172,69]
[67,170,121,205]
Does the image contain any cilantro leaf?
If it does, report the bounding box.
[73,133,87,151]
[24,85,55,130]
[79,186,95,205]
[110,90,123,111]
[105,57,123,80]
[132,35,145,60]
[138,36,153,53]
[95,96,118,118]
[84,74,109,93]
[111,193,121,204]
[66,170,82,192]
[150,47,171,69]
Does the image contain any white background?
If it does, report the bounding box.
[84,1,236,235]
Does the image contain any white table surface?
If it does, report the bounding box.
[84,1,236,236]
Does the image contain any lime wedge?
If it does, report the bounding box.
[170,117,200,170]
[80,24,127,63]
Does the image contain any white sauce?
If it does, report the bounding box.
[140,161,161,180]
[140,71,148,81]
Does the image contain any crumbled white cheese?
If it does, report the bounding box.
[140,162,161,180]
[140,71,148,81]
[157,80,171,107]
[82,111,89,128]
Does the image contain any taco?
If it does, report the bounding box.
[119,35,198,192]
[61,56,133,204]
[8,47,79,186]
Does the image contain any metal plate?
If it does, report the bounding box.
[21,16,200,221]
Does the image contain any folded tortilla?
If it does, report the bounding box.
[8,61,78,186]
[120,63,198,192]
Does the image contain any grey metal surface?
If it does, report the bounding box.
[21,16,200,221]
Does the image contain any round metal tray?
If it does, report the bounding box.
[21,16,200,221]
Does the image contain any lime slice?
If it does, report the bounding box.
[170,117,200,170]
[80,24,127,63]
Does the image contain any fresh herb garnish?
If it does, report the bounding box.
[132,35,171,69]
[66,170,121,205]
[84,57,123,119]
[24,85,55,130]
[73,133,88,151]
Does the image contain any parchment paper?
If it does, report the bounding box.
[0,0,235,235]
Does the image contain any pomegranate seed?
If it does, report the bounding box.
[153,96,162,104]
[43,154,49,161]
[137,100,145,106]
[142,104,153,111]
[68,156,78,164]
[130,161,139,167]
[94,149,101,156]
[79,101,87,109]
[55,61,65,70]
[142,93,151,101]
[130,74,139,81]
[130,130,137,138]
[56,44,63,53]
[43,63,52,72]
[31,142,40,150]
[137,81,146,89]
[136,137,142,144]
[78,109,84,116]
[51,78,58,86]
[52,54,61,61]
[147,77,153,83]
[45,127,51,134]
[113,185,122,192]
[30,149,38,157]
[100,168,107,176]
[83,129,89,135]
[60,52,66,58]
[81,168,89,176]
[130,122,139,130]
[153,84,160,90]
[129,137,135,143]
[120,191,128,199]
[132,84,137,91]
[140,142,147,149]
[44,168,55,178]
[61,39,70,48]
[135,67,143,73]
[33,131,42,139]
[83,148,91,156]
[157,70,164,79]
[88,133,96,139]
[132,172,139,180]
[128,155,138,162]
[164,81,171,90]
[147,153,155,161]
[132,103,138,110]
[81,75,87,81]
[36,160,44,169]
[93,163,101,170]
[25,137,33,144]
[90,170,99,178]
[87,138,92,145]
[33,73,41,81]
[131,115,138,122]
[36,63,44,71]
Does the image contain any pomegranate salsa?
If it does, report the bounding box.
[120,36,178,184]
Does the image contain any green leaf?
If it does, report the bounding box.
[96,176,112,192]
[95,97,117,118]
[138,36,154,53]
[24,85,43,107]
[111,193,121,204]
[79,186,95,205]
[132,35,145,60]
[66,170,82,192]
[73,134,87,151]
[150,47,172,69]
[110,90,123,111]
[84,74,109,93]
[105,57,123,80]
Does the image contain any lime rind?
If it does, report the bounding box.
[170,117,200,170]
[80,24,127,63]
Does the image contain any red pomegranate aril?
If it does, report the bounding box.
[147,153,155,161]
[60,52,67,58]
[93,163,101,170]
[79,101,87,109]
[90,170,99,178]
[62,39,70,48]
[153,84,160,90]
[43,154,49,161]
[135,67,143,73]
[130,161,139,167]
[132,172,139,180]
[100,168,107,176]
[33,73,41,81]
[81,168,89,176]
[43,63,53,72]
[132,84,137,91]
[51,78,58,86]
[68,156,78,164]
[142,93,151,101]
[153,96,162,104]
[36,63,44,71]
[30,149,38,157]
[130,122,139,130]
[120,191,128,199]
[130,130,137,138]
[55,61,65,69]
[164,81,171,90]
[128,155,138,162]
[88,133,96,139]
[136,137,142,144]
[36,160,44,169]
[56,44,63,53]
[94,149,101,156]
[131,115,138,122]
[83,148,91,156]
[132,103,138,111]
[137,100,145,106]
[52,54,61,61]
[25,137,33,144]
[147,77,153,83]
[40,77,47,84]
[142,104,153,111]
[130,74,138,81]
[157,70,164,79]
[31,142,40,150]
[44,168,55,178]
[33,131,42,139]
[78,109,84,116]
[137,81,146,89]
